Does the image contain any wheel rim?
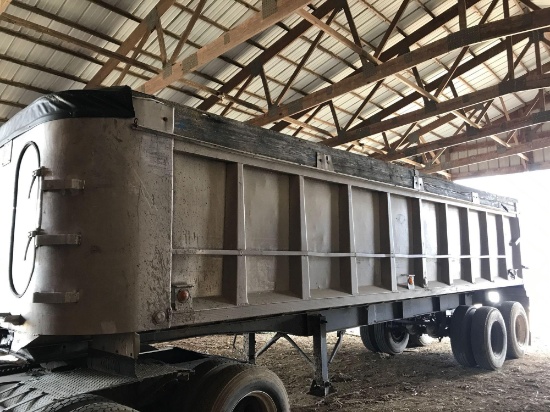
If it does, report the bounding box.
[390,327,407,343]
[490,321,506,357]
[234,391,277,412]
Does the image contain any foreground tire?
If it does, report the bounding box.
[373,323,409,355]
[471,306,507,370]
[171,358,237,412]
[196,363,290,412]
[40,395,137,412]
[359,325,381,352]
[450,305,477,367]
[499,301,529,359]
[408,334,434,348]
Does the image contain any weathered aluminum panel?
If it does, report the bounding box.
[0,96,526,350]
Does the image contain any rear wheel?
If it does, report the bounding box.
[450,305,477,367]
[373,323,409,355]
[498,301,529,359]
[359,325,381,352]
[195,363,289,412]
[471,306,507,370]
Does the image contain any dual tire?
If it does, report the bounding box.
[360,323,409,355]
[450,301,529,370]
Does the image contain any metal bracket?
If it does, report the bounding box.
[33,291,80,304]
[42,179,85,192]
[471,192,480,204]
[35,234,81,247]
[316,153,334,171]
[0,314,25,326]
[413,170,424,191]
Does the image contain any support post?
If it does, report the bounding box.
[244,333,256,364]
[308,315,335,397]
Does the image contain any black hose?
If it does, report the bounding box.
[8,141,41,297]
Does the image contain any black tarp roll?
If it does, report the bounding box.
[0,86,135,147]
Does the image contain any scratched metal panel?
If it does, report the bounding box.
[351,187,381,254]
[309,257,341,292]
[487,213,499,277]
[246,256,290,295]
[422,201,439,282]
[173,153,226,249]
[469,210,482,280]
[447,205,463,282]
[304,178,340,253]
[391,195,412,255]
[356,257,382,288]
[172,255,223,298]
[243,166,289,251]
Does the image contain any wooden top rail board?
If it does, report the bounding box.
[165,100,517,212]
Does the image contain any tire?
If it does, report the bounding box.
[498,301,529,359]
[373,323,409,355]
[195,363,290,412]
[171,358,237,412]
[408,334,434,348]
[359,325,381,352]
[450,305,477,367]
[71,403,137,412]
[471,306,507,370]
[40,395,137,411]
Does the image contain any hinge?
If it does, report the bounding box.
[413,170,424,191]
[42,179,85,192]
[33,291,80,304]
[35,234,82,247]
[316,153,334,171]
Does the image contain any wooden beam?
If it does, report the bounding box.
[383,109,550,161]
[86,0,177,88]
[0,0,12,15]
[327,73,550,147]
[425,132,550,173]
[452,160,550,180]
[169,0,207,65]
[350,33,530,133]
[374,0,410,57]
[248,7,550,127]
[139,0,314,95]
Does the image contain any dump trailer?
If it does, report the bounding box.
[0,87,530,411]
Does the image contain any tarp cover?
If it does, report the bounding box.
[0,86,135,147]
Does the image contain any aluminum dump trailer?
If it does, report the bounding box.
[0,87,530,411]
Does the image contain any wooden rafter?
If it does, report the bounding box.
[382,109,550,161]
[248,6,550,128]
[424,132,550,173]
[328,72,550,147]
[139,0,315,95]
[196,0,340,112]
[86,0,177,89]
[0,0,12,15]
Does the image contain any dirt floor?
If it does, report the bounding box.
[166,331,550,411]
